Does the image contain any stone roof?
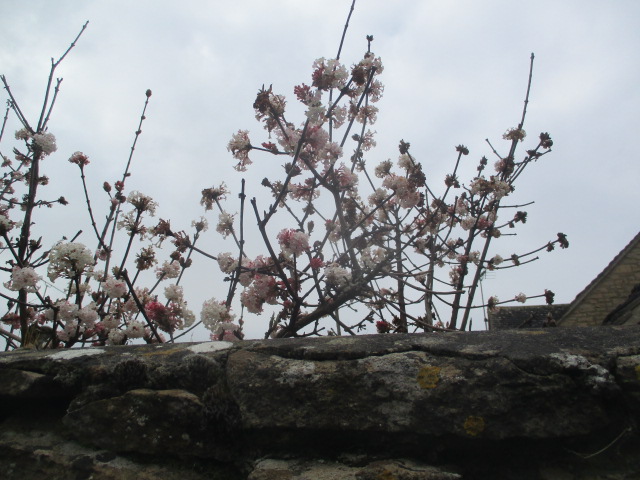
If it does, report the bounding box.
[488,304,570,330]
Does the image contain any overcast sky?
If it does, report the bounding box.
[2,0,639,340]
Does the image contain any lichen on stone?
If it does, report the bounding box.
[463,415,485,436]
[416,365,441,389]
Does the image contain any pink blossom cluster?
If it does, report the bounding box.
[311,58,348,90]
[289,178,321,202]
[241,275,278,314]
[277,229,310,257]
[469,177,512,200]
[101,276,127,298]
[144,300,194,334]
[330,164,359,191]
[68,151,90,167]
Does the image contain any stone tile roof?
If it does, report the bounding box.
[488,304,570,330]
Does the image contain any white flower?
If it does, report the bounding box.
[228,130,252,171]
[155,261,180,280]
[5,266,40,292]
[488,296,500,313]
[102,277,127,298]
[201,299,235,331]
[311,57,348,90]
[334,163,358,190]
[356,104,378,124]
[15,128,31,141]
[515,293,527,303]
[58,319,82,342]
[324,263,351,288]
[47,242,95,281]
[216,212,235,238]
[360,248,386,269]
[382,174,420,209]
[491,254,504,266]
[460,217,476,231]
[0,214,14,234]
[325,220,342,243]
[398,154,413,171]
[102,315,119,330]
[127,191,158,215]
[368,188,389,207]
[277,229,310,257]
[181,303,196,327]
[374,160,393,178]
[468,251,481,265]
[126,321,146,339]
[164,284,184,302]
[107,329,126,345]
[492,180,511,200]
[305,103,327,124]
[77,303,98,327]
[52,301,79,322]
[33,132,57,155]
[329,105,347,128]
[217,252,238,274]
[191,217,208,233]
[240,289,263,314]
[503,127,526,142]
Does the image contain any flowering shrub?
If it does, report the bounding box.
[0,2,567,350]
[197,33,567,337]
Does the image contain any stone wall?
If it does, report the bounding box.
[1,327,640,479]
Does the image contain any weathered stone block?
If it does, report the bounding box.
[1,327,640,479]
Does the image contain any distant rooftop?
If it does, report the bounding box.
[488,304,570,330]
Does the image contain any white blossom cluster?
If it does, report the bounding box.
[0,214,14,234]
[217,252,238,274]
[127,191,158,215]
[33,132,57,155]
[216,212,235,238]
[155,260,180,279]
[201,298,240,340]
[324,263,351,288]
[4,266,41,292]
[47,242,95,281]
